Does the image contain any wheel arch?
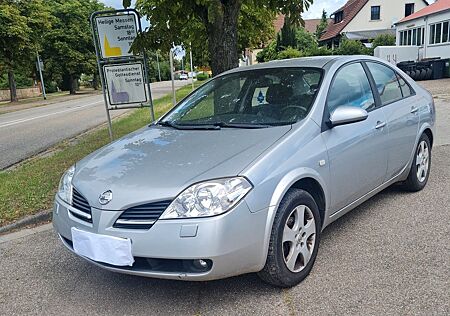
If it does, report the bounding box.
[257,169,329,270]
[290,178,326,228]
[423,128,433,148]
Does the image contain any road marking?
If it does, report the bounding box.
[0,223,53,244]
[0,101,103,129]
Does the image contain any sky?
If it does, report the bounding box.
[101,0,437,20]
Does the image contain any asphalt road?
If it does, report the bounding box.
[0,81,449,315]
[0,144,449,315]
[0,80,189,170]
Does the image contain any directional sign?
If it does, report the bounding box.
[95,14,137,58]
[103,62,147,105]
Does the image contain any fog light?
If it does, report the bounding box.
[192,259,210,271]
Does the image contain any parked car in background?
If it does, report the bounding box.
[179,73,188,80]
[53,56,435,287]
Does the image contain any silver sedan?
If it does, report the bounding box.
[53,56,435,287]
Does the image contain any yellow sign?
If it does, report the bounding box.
[95,14,137,58]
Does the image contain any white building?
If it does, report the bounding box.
[320,0,428,47]
[396,0,450,59]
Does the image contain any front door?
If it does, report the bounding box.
[322,62,388,213]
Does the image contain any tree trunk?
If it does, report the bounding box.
[69,75,76,95]
[93,72,99,90]
[205,0,241,76]
[8,70,18,102]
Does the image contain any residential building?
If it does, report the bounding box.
[320,0,429,48]
[396,0,450,59]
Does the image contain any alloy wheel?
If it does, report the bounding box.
[416,140,429,183]
[282,205,316,273]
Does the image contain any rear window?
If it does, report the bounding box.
[366,62,403,105]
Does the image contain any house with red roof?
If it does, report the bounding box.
[320,0,429,48]
[396,0,450,59]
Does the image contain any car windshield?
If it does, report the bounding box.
[160,67,322,128]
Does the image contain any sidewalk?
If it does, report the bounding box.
[0,89,102,115]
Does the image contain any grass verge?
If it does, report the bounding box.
[0,82,201,226]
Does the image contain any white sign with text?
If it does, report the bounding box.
[103,63,147,105]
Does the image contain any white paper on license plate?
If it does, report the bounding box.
[71,227,134,266]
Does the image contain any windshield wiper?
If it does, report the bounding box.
[212,122,270,129]
[156,121,220,130]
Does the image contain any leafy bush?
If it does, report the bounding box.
[45,81,59,93]
[256,40,277,63]
[335,39,367,55]
[277,47,303,59]
[371,34,396,49]
[196,72,208,81]
[295,27,318,53]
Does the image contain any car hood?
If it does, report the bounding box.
[73,125,291,210]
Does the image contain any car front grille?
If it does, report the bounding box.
[114,200,172,229]
[70,188,92,223]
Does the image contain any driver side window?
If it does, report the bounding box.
[327,63,375,113]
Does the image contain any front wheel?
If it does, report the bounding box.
[258,189,321,287]
[403,133,431,192]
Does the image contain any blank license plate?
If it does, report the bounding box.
[71,227,134,266]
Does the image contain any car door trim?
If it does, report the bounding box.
[328,162,409,223]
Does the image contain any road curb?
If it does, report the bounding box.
[0,210,52,234]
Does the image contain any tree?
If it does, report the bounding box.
[135,0,314,76]
[295,26,318,53]
[0,0,51,102]
[276,16,297,50]
[42,0,105,94]
[315,10,328,40]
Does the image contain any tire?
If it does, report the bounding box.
[258,189,321,287]
[403,133,431,191]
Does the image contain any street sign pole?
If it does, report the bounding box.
[36,53,47,100]
[90,18,113,141]
[156,52,161,82]
[90,8,155,141]
[169,49,176,106]
[189,42,194,91]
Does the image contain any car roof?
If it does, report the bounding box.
[222,56,339,75]
[221,55,389,76]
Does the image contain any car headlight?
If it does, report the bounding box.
[160,177,252,219]
[58,165,75,204]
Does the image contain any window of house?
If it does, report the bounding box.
[405,3,415,17]
[443,21,449,43]
[435,23,442,43]
[417,27,422,45]
[430,21,450,45]
[334,11,343,23]
[399,27,424,46]
[430,24,436,44]
[371,6,381,20]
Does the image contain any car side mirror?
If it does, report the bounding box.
[329,106,368,127]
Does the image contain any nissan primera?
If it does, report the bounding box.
[54,56,435,287]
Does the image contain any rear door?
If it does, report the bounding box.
[322,62,388,213]
[365,62,419,180]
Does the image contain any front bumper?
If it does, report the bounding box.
[53,195,269,281]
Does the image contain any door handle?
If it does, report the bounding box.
[375,121,386,129]
[410,106,419,114]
